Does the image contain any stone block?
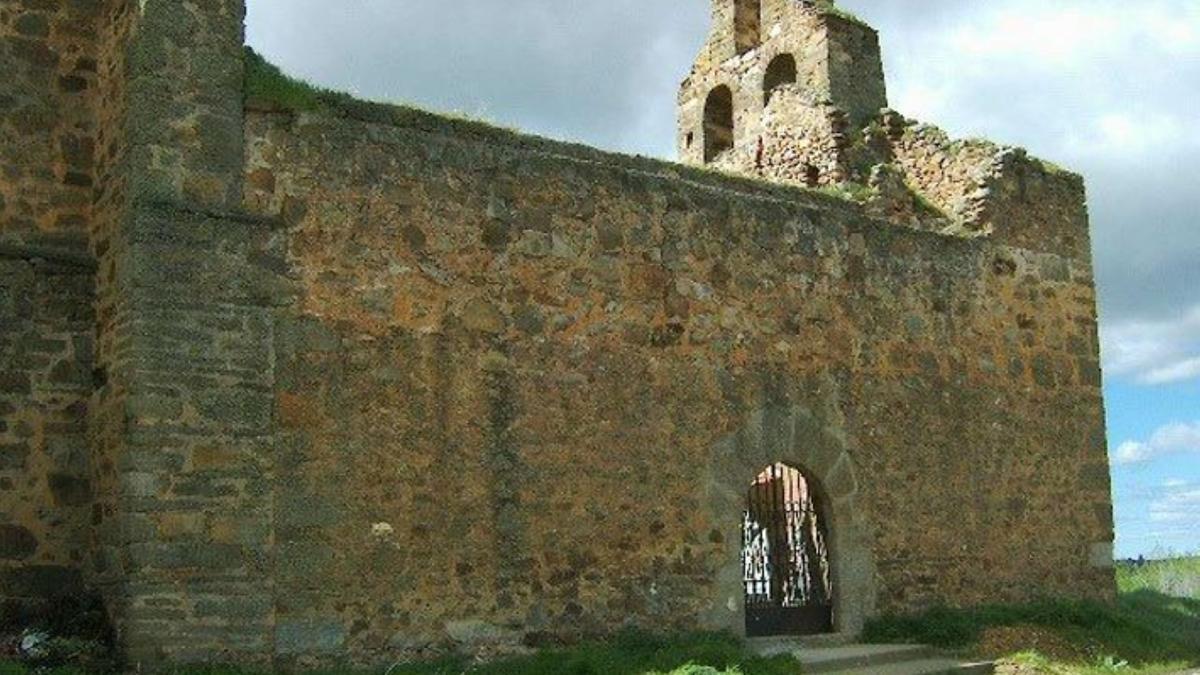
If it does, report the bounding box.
[0,372,31,395]
[0,443,30,471]
[275,618,346,656]
[126,542,247,572]
[276,492,341,531]
[0,524,38,560]
[0,565,82,597]
[48,473,91,507]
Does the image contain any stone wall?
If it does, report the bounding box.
[239,105,1114,666]
[0,0,101,250]
[83,0,281,665]
[0,0,102,612]
[822,13,886,129]
[0,252,94,606]
[759,87,847,186]
[861,112,1093,259]
[0,0,1115,667]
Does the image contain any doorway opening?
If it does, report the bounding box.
[742,463,834,637]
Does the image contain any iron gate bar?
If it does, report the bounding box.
[742,463,833,637]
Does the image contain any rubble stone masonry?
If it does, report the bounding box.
[0,0,1115,668]
[1,0,102,607]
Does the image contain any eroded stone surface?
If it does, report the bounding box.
[0,0,1115,669]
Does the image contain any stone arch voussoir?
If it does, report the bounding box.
[703,405,876,637]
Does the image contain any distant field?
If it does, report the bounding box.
[1117,555,1200,600]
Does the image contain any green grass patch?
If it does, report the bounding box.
[243,45,333,112]
[243,47,514,133]
[0,631,796,675]
[811,1,868,28]
[818,181,876,203]
[426,631,796,675]
[1118,556,1200,599]
[863,557,1200,674]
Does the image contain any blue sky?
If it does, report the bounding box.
[246,0,1200,558]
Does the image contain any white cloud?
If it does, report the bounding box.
[1114,441,1154,466]
[945,6,1126,65]
[940,1,1200,65]
[1102,305,1200,385]
[1112,422,1200,466]
[1143,358,1200,385]
[1066,113,1190,160]
[1149,486,1200,523]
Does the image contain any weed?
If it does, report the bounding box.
[0,631,794,675]
[863,557,1200,674]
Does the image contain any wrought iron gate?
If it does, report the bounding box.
[742,463,833,637]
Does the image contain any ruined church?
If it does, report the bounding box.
[0,0,1114,667]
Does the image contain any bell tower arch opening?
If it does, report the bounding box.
[703,85,735,163]
[743,462,834,637]
[733,0,762,55]
[763,53,798,106]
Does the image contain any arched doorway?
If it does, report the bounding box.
[743,463,833,636]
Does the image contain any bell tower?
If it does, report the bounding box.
[678,0,887,187]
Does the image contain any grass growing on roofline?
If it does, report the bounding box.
[242,46,516,133]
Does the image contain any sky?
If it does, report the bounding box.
[246,0,1200,559]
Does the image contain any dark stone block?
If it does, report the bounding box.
[402,224,427,251]
[57,75,89,93]
[8,37,58,69]
[596,222,624,252]
[59,135,95,168]
[0,371,31,394]
[1031,354,1056,387]
[514,305,545,335]
[482,221,510,251]
[48,473,91,507]
[276,492,341,531]
[249,250,287,275]
[1077,358,1102,388]
[0,443,30,471]
[194,387,272,431]
[0,525,38,560]
[0,565,82,597]
[14,14,49,38]
[48,357,89,387]
[126,542,247,571]
[62,172,92,187]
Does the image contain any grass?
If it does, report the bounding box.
[0,631,797,675]
[818,180,876,203]
[404,631,798,675]
[243,46,514,133]
[7,560,1198,674]
[810,0,868,27]
[863,555,1200,674]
